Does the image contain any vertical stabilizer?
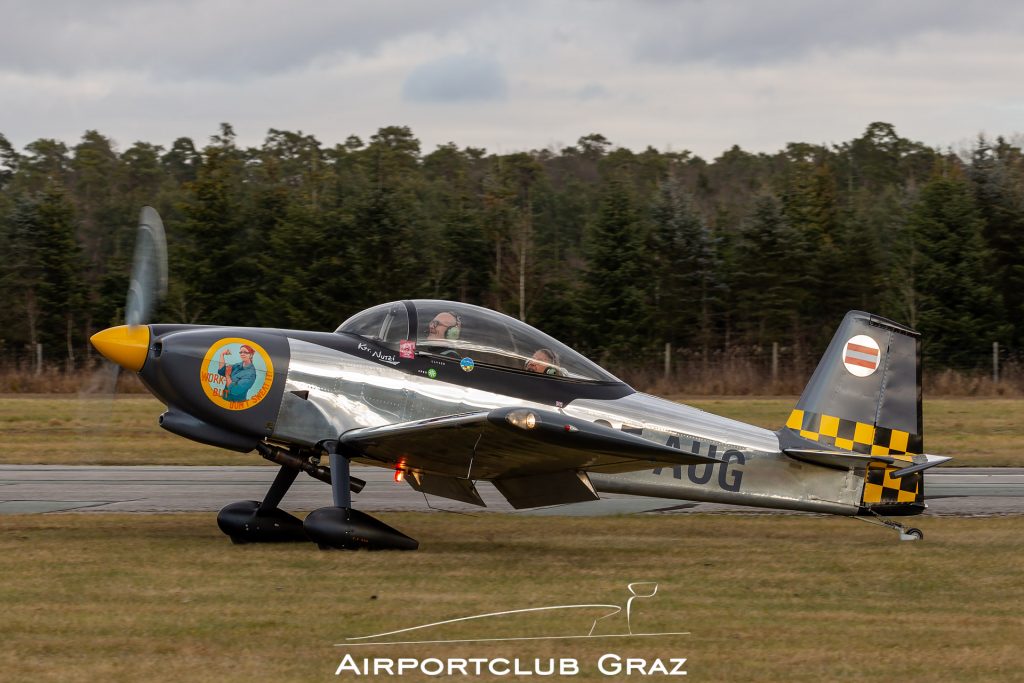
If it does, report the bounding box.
[781,311,924,510]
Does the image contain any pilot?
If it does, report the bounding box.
[427,311,461,341]
[425,311,463,358]
[525,348,560,375]
[217,345,258,401]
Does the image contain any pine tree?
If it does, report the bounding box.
[969,136,1024,347]
[732,195,807,347]
[581,176,647,361]
[4,188,84,365]
[175,124,247,323]
[909,165,1009,367]
[650,178,722,355]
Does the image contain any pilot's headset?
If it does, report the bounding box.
[440,311,462,340]
[535,348,560,375]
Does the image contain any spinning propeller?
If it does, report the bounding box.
[87,207,167,389]
[125,206,168,328]
[77,208,168,460]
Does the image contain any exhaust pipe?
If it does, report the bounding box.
[256,443,365,493]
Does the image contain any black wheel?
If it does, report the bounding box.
[905,527,923,540]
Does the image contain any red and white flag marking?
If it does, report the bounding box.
[843,334,880,377]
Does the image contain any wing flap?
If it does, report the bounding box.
[406,471,487,507]
[493,470,600,509]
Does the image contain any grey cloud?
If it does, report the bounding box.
[630,0,1024,65]
[575,83,609,100]
[0,0,484,80]
[402,53,507,103]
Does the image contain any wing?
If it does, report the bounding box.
[339,406,722,509]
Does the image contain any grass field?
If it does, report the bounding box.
[1,395,1021,467]
[0,513,1021,682]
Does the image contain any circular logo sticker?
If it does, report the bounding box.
[426,368,438,379]
[460,357,475,373]
[201,338,274,410]
[843,334,881,377]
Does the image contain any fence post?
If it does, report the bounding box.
[664,342,671,380]
[771,342,779,385]
[993,342,1000,384]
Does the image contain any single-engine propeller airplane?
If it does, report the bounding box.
[91,208,951,550]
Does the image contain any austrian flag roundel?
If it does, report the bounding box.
[843,334,881,377]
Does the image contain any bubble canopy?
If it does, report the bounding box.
[336,300,620,383]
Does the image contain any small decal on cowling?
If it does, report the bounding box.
[201,338,274,410]
[460,357,475,373]
[843,334,880,377]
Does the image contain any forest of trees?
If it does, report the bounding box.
[1,122,1021,384]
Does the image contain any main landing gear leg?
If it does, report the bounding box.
[217,464,307,543]
[303,442,419,551]
[854,511,924,541]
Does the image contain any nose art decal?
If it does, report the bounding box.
[201,338,275,410]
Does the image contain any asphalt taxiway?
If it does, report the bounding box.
[0,465,1021,516]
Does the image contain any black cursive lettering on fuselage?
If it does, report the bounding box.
[356,342,399,365]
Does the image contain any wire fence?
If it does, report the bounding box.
[610,343,1024,396]
[3,343,1021,396]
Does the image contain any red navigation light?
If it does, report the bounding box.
[394,469,405,483]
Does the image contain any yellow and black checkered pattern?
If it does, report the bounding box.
[785,409,922,456]
[862,463,923,504]
[785,409,923,505]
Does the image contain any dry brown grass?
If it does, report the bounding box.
[0,513,1021,682]
[0,395,227,466]
[680,397,1024,467]
[0,366,148,394]
[623,358,1024,397]
[2,395,1022,467]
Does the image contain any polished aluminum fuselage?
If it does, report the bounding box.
[271,339,862,515]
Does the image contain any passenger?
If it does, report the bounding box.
[525,348,560,375]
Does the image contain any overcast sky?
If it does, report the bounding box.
[2,0,1022,159]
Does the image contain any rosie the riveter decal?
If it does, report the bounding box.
[200,338,274,410]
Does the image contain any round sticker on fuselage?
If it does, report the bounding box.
[843,334,881,377]
[201,338,274,410]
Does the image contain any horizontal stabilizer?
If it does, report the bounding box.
[785,448,894,470]
[785,448,952,475]
[890,454,953,478]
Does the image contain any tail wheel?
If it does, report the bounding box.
[904,527,924,541]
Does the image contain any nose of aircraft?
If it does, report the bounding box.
[90,325,151,372]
